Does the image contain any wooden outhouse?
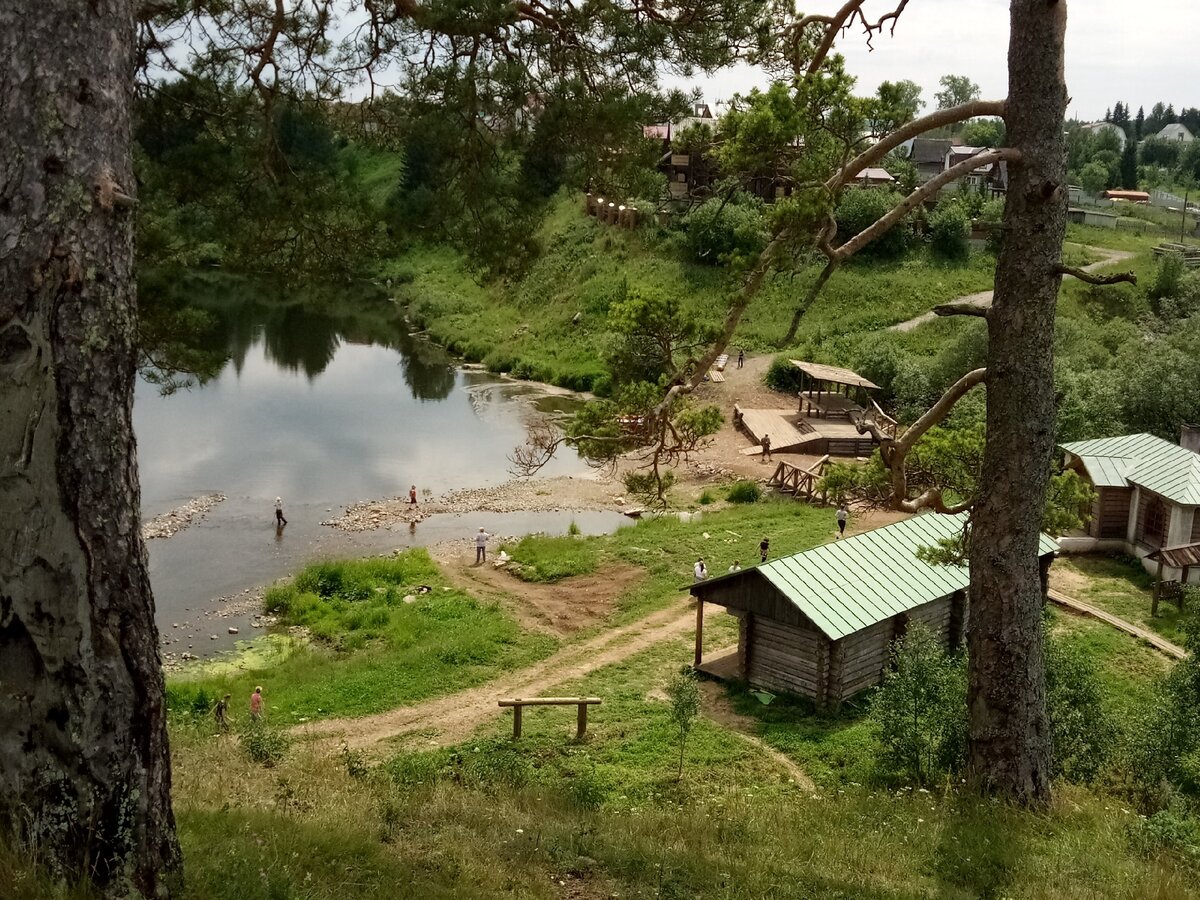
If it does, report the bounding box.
[690,512,1058,707]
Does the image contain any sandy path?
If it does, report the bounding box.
[296,601,719,753]
[889,246,1136,333]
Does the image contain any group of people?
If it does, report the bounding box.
[213,685,264,732]
[691,507,849,582]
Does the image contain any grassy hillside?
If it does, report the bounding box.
[384,194,1000,392]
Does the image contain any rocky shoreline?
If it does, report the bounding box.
[142,492,226,540]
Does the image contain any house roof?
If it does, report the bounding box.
[1157,123,1195,142]
[1061,433,1200,506]
[692,512,1058,641]
[790,360,880,391]
[910,138,951,165]
[858,167,895,182]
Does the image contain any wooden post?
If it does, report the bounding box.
[1153,558,1164,617]
[694,599,705,667]
[512,702,523,739]
[576,703,588,740]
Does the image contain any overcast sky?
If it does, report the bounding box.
[664,0,1200,122]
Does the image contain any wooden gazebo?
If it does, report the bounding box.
[1148,542,1200,615]
[791,360,881,420]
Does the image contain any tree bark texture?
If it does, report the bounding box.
[0,1,180,894]
[966,0,1068,802]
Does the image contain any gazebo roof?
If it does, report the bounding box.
[790,360,880,391]
[1147,542,1200,570]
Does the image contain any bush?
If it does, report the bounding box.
[698,489,716,505]
[835,188,915,259]
[679,196,768,267]
[239,721,291,768]
[764,354,804,393]
[1045,637,1116,782]
[726,480,762,503]
[869,624,967,784]
[979,197,1006,254]
[926,198,970,261]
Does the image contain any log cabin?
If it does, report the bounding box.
[1059,428,1200,585]
[690,512,1058,707]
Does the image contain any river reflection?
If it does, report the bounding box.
[133,273,608,644]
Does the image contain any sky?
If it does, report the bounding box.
[663,0,1200,123]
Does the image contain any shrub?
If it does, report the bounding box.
[926,198,970,261]
[835,188,915,259]
[726,480,761,503]
[679,196,768,268]
[869,624,967,784]
[698,489,716,505]
[979,197,1006,254]
[239,721,291,768]
[764,354,804,393]
[665,667,701,780]
[1045,637,1116,782]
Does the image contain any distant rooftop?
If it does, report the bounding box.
[1061,433,1200,506]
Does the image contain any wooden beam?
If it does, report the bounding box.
[694,599,705,667]
[512,704,523,740]
[576,702,589,740]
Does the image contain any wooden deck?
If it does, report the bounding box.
[696,648,740,681]
[736,406,877,458]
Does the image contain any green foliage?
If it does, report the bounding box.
[503,534,601,582]
[1079,160,1113,196]
[764,354,805,392]
[869,625,967,784]
[1149,253,1186,303]
[725,480,762,503]
[679,196,769,268]
[835,188,915,259]
[1044,637,1116,782]
[960,117,1006,148]
[665,667,701,780]
[926,198,971,261]
[239,720,291,768]
[934,74,981,110]
[606,288,711,385]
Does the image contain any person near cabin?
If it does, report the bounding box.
[759,536,770,564]
[836,503,849,538]
[693,558,708,582]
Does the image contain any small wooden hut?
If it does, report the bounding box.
[690,513,1058,707]
[790,360,880,420]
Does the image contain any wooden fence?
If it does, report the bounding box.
[767,455,830,501]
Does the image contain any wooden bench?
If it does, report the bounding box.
[498,697,602,740]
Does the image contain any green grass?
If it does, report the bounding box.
[167,550,556,725]
[1054,554,1185,644]
[501,533,602,582]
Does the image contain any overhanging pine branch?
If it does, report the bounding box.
[1056,264,1137,286]
[934,301,990,319]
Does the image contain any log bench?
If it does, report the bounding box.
[498,697,602,740]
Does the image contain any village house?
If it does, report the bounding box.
[1081,120,1128,150]
[690,512,1058,706]
[1059,429,1200,585]
[907,138,1006,197]
[1156,123,1195,144]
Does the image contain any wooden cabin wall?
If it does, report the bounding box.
[831,597,954,702]
[745,617,827,700]
[1096,488,1132,539]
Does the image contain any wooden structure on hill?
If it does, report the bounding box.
[767,456,829,501]
[791,360,881,420]
[690,513,1058,707]
[734,404,878,458]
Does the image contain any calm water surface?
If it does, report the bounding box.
[133,275,623,652]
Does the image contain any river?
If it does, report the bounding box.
[134,273,625,656]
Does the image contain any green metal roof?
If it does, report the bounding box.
[1061,433,1200,506]
[698,512,1057,641]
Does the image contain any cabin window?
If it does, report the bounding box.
[1139,494,1168,548]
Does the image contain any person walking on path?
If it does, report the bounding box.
[693,558,708,582]
[214,693,231,733]
[274,497,287,527]
[249,686,264,721]
[836,504,849,538]
[761,433,772,462]
[409,485,418,505]
[759,537,770,563]
[474,527,491,565]
[737,349,745,369]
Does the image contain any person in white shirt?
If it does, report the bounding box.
[474,527,491,564]
[274,496,287,527]
[728,560,741,573]
[693,558,708,581]
[836,504,849,538]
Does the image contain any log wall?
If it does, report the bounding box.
[745,617,828,700]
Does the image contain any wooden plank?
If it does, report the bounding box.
[498,697,603,707]
[1047,588,1185,659]
[708,369,726,383]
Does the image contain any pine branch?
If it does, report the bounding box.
[1056,264,1137,286]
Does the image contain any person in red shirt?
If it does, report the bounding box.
[250,686,263,721]
[409,485,418,505]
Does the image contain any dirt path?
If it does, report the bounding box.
[1047,588,1186,659]
[889,246,1136,333]
[297,601,719,753]
[698,679,816,790]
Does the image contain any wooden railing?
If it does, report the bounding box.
[768,455,830,501]
[498,697,602,740]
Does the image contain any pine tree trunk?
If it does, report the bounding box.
[0,1,181,894]
[966,0,1068,803]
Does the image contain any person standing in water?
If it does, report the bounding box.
[409,485,418,505]
[274,497,287,527]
